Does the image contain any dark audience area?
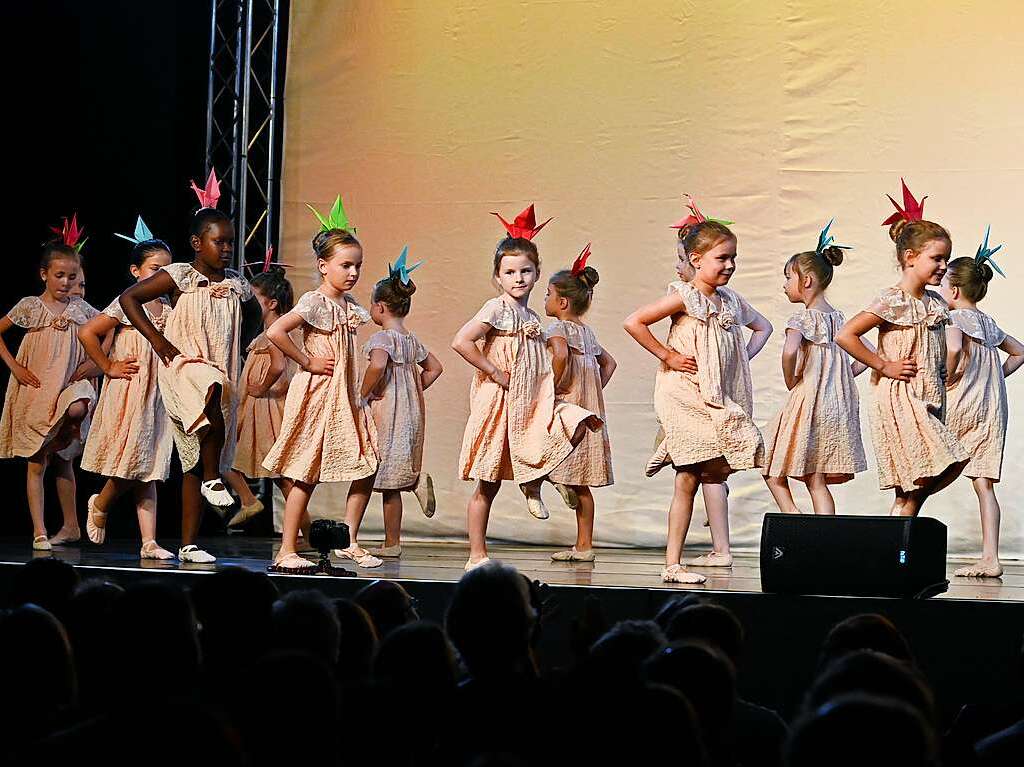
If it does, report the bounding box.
[1,558,1021,766]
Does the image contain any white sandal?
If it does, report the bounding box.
[140,540,175,560]
[521,486,550,520]
[86,494,107,545]
[178,544,217,563]
[550,547,596,562]
[661,564,706,584]
[464,556,491,571]
[32,535,52,552]
[413,474,436,518]
[200,479,234,508]
[335,546,383,568]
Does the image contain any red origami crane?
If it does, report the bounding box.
[51,213,87,252]
[491,204,552,240]
[670,194,733,229]
[571,243,592,276]
[243,245,293,275]
[191,169,221,209]
[881,178,927,226]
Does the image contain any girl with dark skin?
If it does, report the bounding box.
[120,215,262,558]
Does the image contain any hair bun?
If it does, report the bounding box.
[677,224,694,241]
[976,261,994,283]
[577,266,600,289]
[821,246,845,267]
[393,277,417,298]
[888,219,908,243]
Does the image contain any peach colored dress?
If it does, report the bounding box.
[647,281,764,478]
[156,263,252,474]
[232,332,293,479]
[0,296,99,459]
[762,309,866,483]
[545,320,613,487]
[81,299,173,482]
[865,287,968,491]
[458,296,600,484]
[263,290,378,484]
[365,329,429,491]
[945,309,1007,481]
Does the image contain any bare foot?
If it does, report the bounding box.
[684,552,733,567]
[662,564,706,584]
[954,558,1003,578]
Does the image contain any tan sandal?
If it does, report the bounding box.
[661,564,706,584]
[269,553,318,574]
[140,540,175,560]
[550,547,596,562]
[335,546,383,568]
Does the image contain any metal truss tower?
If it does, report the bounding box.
[205,0,287,271]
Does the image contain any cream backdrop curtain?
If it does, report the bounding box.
[277,0,1024,557]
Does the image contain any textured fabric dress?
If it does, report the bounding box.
[761,308,866,483]
[865,287,968,491]
[365,329,429,491]
[81,298,173,482]
[263,290,378,484]
[647,281,764,479]
[545,320,613,487]
[945,308,1008,481]
[156,263,252,473]
[232,332,293,479]
[458,295,601,484]
[0,296,99,458]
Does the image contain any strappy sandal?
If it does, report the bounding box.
[86,494,107,544]
[32,535,52,552]
[550,547,596,562]
[335,546,383,568]
[413,474,436,518]
[178,544,216,563]
[269,553,318,574]
[200,479,234,508]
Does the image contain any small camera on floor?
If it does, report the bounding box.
[309,519,351,556]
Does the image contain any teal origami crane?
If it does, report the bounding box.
[974,225,1006,278]
[388,245,423,285]
[114,215,155,245]
[815,219,852,256]
[307,195,356,233]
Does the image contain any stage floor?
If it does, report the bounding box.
[0,536,1021,602]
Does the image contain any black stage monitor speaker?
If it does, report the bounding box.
[760,513,948,599]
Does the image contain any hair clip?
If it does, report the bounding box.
[570,242,592,275]
[974,225,1006,278]
[113,215,155,245]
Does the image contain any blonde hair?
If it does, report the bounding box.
[679,221,735,260]
[312,228,361,262]
[889,220,950,267]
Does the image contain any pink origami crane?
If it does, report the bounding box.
[50,213,86,251]
[191,169,221,209]
[882,178,927,226]
[243,245,293,274]
[571,243,592,276]
[492,204,552,240]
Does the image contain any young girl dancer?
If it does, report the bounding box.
[225,264,295,528]
[624,219,772,583]
[361,248,443,557]
[452,204,601,570]
[762,221,868,515]
[837,180,968,516]
[78,217,175,559]
[120,173,262,562]
[262,198,382,571]
[543,244,616,562]
[939,228,1024,577]
[0,216,99,549]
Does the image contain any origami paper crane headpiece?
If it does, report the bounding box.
[492,204,552,241]
[190,169,221,210]
[51,213,87,252]
[974,225,1006,278]
[670,194,734,230]
[815,219,852,256]
[307,195,356,233]
[243,246,294,274]
[114,215,155,246]
[882,178,927,226]
[570,243,592,276]
[388,245,424,286]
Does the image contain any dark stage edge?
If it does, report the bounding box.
[2,537,1023,723]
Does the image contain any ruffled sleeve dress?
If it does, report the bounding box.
[232,331,294,479]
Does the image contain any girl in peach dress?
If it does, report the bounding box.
[263,210,382,572]
[361,250,443,558]
[837,184,968,517]
[120,183,263,563]
[78,220,175,559]
[937,230,1024,578]
[542,244,616,562]
[452,205,601,570]
[0,223,100,550]
[762,221,868,515]
[225,266,295,528]
[624,220,772,583]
